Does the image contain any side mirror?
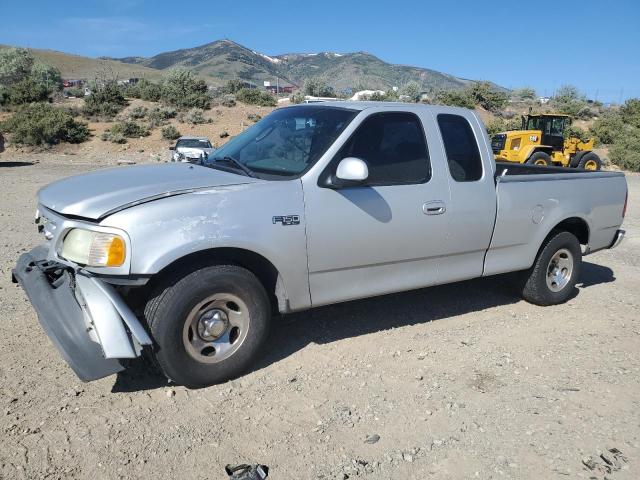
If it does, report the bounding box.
[169,146,175,150]
[335,157,368,184]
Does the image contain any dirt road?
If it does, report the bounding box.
[1,158,638,479]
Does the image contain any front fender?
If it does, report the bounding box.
[101,180,311,311]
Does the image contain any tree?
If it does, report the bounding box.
[620,98,640,128]
[433,89,475,109]
[512,87,536,101]
[303,78,334,97]
[399,81,421,103]
[30,61,62,91]
[161,68,211,109]
[469,81,508,112]
[0,48,34,85]
[83,81,128,118]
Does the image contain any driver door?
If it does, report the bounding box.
[302,110,450,307]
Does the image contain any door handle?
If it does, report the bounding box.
[422,201,446,215]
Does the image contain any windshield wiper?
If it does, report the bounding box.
[210,156,256,178]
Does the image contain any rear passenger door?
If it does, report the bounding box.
[435,112,497,283]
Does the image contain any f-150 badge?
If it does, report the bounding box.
[273,215,300,226]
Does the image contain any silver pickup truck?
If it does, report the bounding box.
[13,102,628,388]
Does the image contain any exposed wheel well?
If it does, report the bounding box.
[150,248,285,313]
[529,147,553,159]
[550,217,590,245]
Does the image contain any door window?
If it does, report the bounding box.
[437,114,483,182]
[335,112,430,185]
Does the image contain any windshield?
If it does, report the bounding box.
[176,139,212,149]
[207,106,358,178]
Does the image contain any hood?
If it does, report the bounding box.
[176,146,215,155]
[39,163,259,220]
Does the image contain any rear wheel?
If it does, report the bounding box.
[526,151,551,167]
[521,231,582,306]
[144,264,271,388]
[578,152,601,171]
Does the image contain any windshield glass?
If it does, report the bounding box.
[207,106,358,178]
[176,139,212,149]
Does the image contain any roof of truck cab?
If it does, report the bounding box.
[285,101,474,113]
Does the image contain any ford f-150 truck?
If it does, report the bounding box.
[12,102,628,388]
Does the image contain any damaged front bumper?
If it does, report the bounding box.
[12,246,152,382]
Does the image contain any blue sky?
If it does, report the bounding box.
[2,0,639,102]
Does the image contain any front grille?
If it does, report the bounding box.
[491,134,506,153]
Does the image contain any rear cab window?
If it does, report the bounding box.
[437,114,483,182]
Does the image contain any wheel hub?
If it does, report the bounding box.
[546,248,574,292]
[197,309,228,341]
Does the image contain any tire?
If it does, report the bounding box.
[521,231,582,306]
[569,151,585,168]
[144,264,271,388]
[526,151,551,167]
[578,152,601,171]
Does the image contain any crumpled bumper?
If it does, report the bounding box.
[12,246,152,382]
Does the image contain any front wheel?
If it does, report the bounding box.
[521,231,582,306]
[144,264,271,388]
[526,151,551,167]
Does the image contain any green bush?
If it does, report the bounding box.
[1,103,90,145]
[148,105,177,127]
[434,89,475,109]
[399,81,422,103]
[469,82,508,112]
[289,91,305,104]
[222,79,245,94]
[102,121,149,143]
[511,87,536,101]
[128,105,148,119]
[247,113,262,122]
[549,84,589,118]
[126,79,162,102]
[609,129,640,172]
[235,88,276,106]
[161,68,211,109]
[589,111,626,145]
[65,87,85,98]
[83,82,128,119]
[620,98,640,128]
[563,125,591,142]
[161,125,181,140]
[486,117,521,136]
[184,108,209,124]
[303,78,334,97]
[221,94,236,107]
[8,79,50,104]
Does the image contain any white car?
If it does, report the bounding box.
[169,136,215,163]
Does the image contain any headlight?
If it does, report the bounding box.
[59,229,126,267]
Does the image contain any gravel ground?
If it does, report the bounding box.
[0,158,638,480]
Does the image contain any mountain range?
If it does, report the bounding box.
[4,39,502,92]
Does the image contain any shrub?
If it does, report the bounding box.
[148,105,177,127]
[8,78,50,104]
[620,98,640,128]
[563,125,591,142]
[221,94,236,107]
[511,87,536,101]
[610,131,640,172]
[126,79,162,102]
[184,108,209,124]
[235,88,276,106]
[369,91,387,102]
[247,113,262,122]
[303,78,334,97]
[485,117,522,136]
[433,89,475,109]
[161,125,181,140]
[589,112,626,145]
[0,48,34,85]
[289,91,305,104]
[1,103,90,145]
[128,105,148,119]
[219,131,229,138]
[102,121,149,143]
[549,84,589,118]
[222,79,245,94]
[161,68,211,109]
[83,82,128,119]
[469,81,508,112]
[65,87,85,98]
[399,81,422,103]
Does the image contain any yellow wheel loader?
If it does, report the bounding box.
[491,113,601,170]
